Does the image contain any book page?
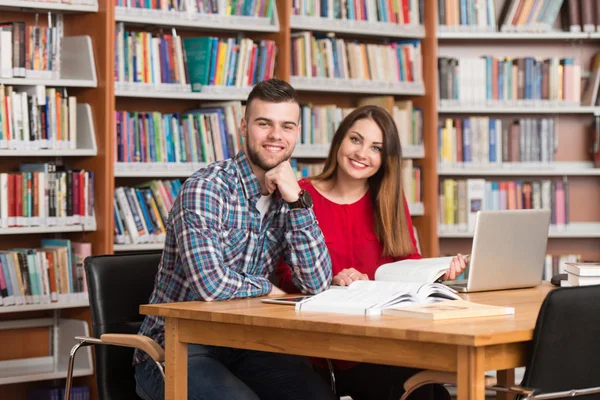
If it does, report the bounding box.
[374,256,454,283]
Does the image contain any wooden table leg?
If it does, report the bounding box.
[457,346,485,400]
[496,369,515,400]
[165,318,188,400]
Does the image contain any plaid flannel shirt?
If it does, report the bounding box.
[135,151,332,364]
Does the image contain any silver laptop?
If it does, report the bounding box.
[445,209,551,293]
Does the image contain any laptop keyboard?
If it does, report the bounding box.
[445,280,468,288]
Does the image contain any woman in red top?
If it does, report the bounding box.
[276,105,466,400]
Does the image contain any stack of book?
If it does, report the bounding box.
[564,262,600,286]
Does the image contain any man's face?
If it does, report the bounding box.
[240,99,301,171]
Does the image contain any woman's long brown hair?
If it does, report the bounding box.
[312,105,415,257]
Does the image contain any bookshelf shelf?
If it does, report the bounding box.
[0,35,101,88]
[438,105,600,114]
[437,31,590,40]
[115,83,251,100]
[0,103,97,156]
[290,15,425,38]
[438,162,600,176]
[439,222,600,238]
[0,220,96,235]
[292,144,425,159]
[0,78,96,88]
[114,162,208,178]
[0,318,93,385]
[291,76,425,95]
[115,6,279,33]
[0,0,98,13]
[114,243,164,251]
[0,301,89,314]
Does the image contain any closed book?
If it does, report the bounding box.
[567,0,581,32]
[567,273,600,286]
[565,262,600,277]
[581,0,595,32]
[382,299,515,320]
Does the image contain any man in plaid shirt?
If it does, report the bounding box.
[134,79,335,400]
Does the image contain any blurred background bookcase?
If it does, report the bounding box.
[436,0,600,276]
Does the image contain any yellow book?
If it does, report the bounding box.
[382,299,515,320]
[214,41,227,86]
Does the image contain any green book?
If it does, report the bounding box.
[183,37,214,92]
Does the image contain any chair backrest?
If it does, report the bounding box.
[521,285,600,397]
[84,251,162,400]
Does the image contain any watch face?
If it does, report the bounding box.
[301,190,313,207]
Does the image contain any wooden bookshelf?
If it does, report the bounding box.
[1,1,106,399]
[435,0,600,265]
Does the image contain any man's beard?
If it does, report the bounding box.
[246,140,292,171]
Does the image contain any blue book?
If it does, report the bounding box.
[462,118,472,162]
[460,0,467,25]
[489,118,497,163]
[208,37,219,86]
[135,188,154,235]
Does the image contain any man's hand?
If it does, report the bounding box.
[441,254,468,281]
[267,285,287,297]
[332,268,369,286]
[264,161,301,202]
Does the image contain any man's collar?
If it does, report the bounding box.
[234,150,263,200]
[234,150,283,203]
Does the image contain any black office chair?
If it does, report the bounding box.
[401,285,600,399]
[65,252,165,400]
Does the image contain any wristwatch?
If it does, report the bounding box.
[287,189,313,209]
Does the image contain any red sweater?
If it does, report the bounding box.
[277,179,422,293]
[275,179,422,369]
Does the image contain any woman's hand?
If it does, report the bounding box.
[441,254,468,281]
[332,268,369,286]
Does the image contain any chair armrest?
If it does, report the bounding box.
[99,334,165,363]
[488,385,600,400]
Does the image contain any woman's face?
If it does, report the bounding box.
[336,118,383,183]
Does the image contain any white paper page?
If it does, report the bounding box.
[375,256,454,283]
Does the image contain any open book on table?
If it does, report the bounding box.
[374,256,462,283]
[295,280,461,315]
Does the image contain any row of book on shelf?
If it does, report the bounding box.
[114,180,183,245]
[0,163,95,229]
[291,32,422,83]
[116,0,276,18]
[439,177,570,232]
[0,85,78,150]
[438,56,581,105]
[438,117,558,164]
[0,20,61,79]
[0,239,91,308]
[115,100,424,164]
[115,101,243,164]
[113,160,423,245]
[438,0,564,32]
[437,0,600,34]
[292,0,423,25]
[115,24,277,91]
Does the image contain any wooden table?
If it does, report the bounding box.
[140,282,554,400]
